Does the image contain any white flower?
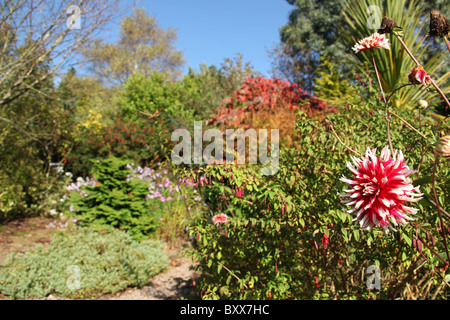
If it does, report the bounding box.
[352,33,391,53]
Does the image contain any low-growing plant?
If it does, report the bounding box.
[0,226,168,299]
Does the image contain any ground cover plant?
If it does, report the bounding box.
[0,226,168,299]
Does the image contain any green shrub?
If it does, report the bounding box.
[60,115,171,178]
[118,71,195,126]
[67,157,160,241]
[0,226,168,299]
[184,89,450,299]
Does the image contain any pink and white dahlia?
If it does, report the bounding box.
[212,213,228,224]
[340,146,423,233]
[408,66,432,86]
[352,33,391,53]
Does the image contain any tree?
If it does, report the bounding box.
[0,0,124,108]
[180,53,262,119]
[273,0,449,92]
[82,8,185,85]
[271,0,347,92]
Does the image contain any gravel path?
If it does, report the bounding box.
[97,256,199,300]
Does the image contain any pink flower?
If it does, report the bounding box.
[212,213,228,224]
[236,187,243,198]
[408,66,432,86]
[340,147,423,233]
[352,33,391,53]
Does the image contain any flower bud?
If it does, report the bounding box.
[418,100,428,109]
[408,66,432,86]
[436,135,450,158]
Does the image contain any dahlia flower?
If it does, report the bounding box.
[212,213,228,224]
[340,146,423,232]
[408,66,432,86]
[352,33,391,53]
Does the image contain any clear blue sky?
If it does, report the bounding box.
[116,0,294,77]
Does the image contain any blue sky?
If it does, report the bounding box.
[113,0,294,77]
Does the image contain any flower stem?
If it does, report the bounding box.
[372,55,394,155]
[327,120,362,157]
[432,152,450,264]
[389,111,428,139]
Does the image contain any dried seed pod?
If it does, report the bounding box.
[417,239,423,253]
[431,234,436,247]
[412,239,417,248]
[378,16,398,34]
[426,231,431,242]
[429,9,449,38]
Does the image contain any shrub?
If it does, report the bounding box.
[209,76,334,149]
[60,115,170,178]
[67,157,161,241]
[184,89,450,299]
[67,157,202,243]
[118,71,195,126]
[0,226,168,299]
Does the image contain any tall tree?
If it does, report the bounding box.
[273,0,449,92]
[0,0,124,108]
[271,0,346,92]
[82,8,185,85]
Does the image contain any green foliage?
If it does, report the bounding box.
[0,226,168,299]
[118,71,195,127]
[0,58,73,221]
[275,0,347,91]
[67,157,160,241]
[57,67,120,134]
[184,82,450,300]
[313,55,358,103]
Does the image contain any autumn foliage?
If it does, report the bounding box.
[210,76,333,148]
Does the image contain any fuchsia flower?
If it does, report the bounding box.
[340,146,423,233]
[408,66,432,86]
[322,234,329,250]
[212,213,228,224]
[352,33,391,53]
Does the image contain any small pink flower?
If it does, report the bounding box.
[408,66,432,86]
[212,213,228,224]
[236,187,243,198]
[352,33,391,53]
[340,146,423,233]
